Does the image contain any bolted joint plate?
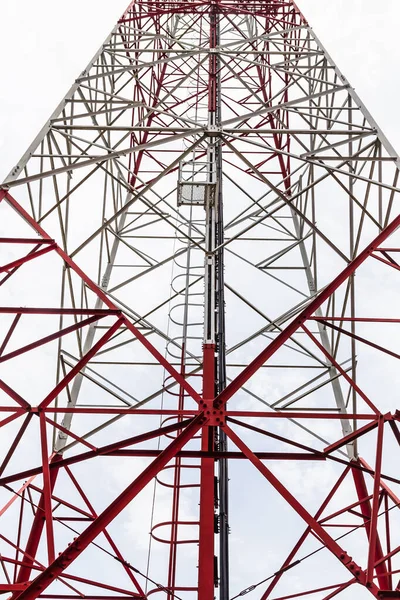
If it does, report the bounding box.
[206,125,222,137]
[200,400,226,426]
[339,553,365,584]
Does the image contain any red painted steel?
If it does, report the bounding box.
[216,212,400,409]
[14,456,62,590]
[15,416,204,600]
[224,425,380,594]
[198,344,217,597]
[0,1,400,599]
[352,465,391,590]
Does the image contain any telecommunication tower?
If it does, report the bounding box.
[1,1,400,599]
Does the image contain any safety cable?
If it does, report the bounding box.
[3,482,183,600]
[230,494,400,598]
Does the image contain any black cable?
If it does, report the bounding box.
[3,482,182,600]
[230,494,400,599]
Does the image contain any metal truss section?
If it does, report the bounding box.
[1,1,400,600]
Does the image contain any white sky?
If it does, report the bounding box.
[0,2,399,598]
[0,1,400,181]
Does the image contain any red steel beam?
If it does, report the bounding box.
[38,413,55,565]
[216,210,400,408]
[324,421,381,455]
[352,459,390,590]
[360,457,400,506]
[367,418,386,585]
[64,466,145,596]
[0,418,197,485]
[0,308,120,315]
[0,413,32,476]
[3,192,202,406]
[43,415,97,452]
[38,318,124,410]
[0,451,325,488]
[0,379,30,409]
[14,455,62,589]
[0,244,57,273]
[224,425,380,596]
[14,415,204,599]
[198,344,216,599]
[261,466,351,599]
[0,313,21,356]
[311,317,400,323]
[0,314,106,365]
[316,320,400,362]
[0,238,54,244]
[301,324,379,414]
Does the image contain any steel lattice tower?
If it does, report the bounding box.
[1,1,400,599]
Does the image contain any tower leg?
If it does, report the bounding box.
[198,343,216,599]
[14,455,61,591]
